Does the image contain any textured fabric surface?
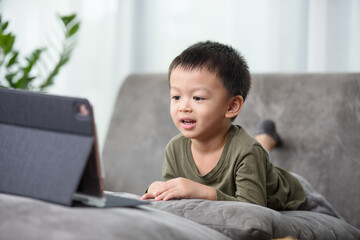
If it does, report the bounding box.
[0,89,99,205]
[0,193,230,240]
[0,88,94,136]
[1,188,358,240]
[103,73,360,229]
[149,199,360,240]
[0,123,94,205]
[292,172,342,219]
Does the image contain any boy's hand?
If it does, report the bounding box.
[141,178,216,201]
[141,181,164,200]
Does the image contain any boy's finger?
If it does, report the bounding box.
[153,183,173,197]
[163,191,177,201]
[155,189,173,201]
[154,192,165,201]
[141,193,154,200]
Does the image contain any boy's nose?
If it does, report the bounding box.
[179,100,192,112]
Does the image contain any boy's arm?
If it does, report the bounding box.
[144,177,216,201]
[230,146,268,205]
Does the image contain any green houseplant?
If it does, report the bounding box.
[0,13,80,91]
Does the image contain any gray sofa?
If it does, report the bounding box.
[1,73,360,239]
[103,73,360,237]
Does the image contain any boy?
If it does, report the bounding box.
[141,41,305,210]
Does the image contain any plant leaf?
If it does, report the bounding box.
[67,22,80,37]
[14,48,45,88]
[0,14,80,91]
[14,75,36,89]
[1,21,9,32]
[5,72,16,82]
[61,14,76,26]
[40,14,80,91]
[6,51,18,68]
[0,33,16,54]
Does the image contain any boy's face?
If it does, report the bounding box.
[169,67,233,141]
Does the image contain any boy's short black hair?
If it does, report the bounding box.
[168,41,251,101]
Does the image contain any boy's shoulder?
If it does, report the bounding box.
[229,125,265,152]
[168,133,187,144]
[166,133,188,150]
[225,125,269,169]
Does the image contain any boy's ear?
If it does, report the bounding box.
[225,95,244,119]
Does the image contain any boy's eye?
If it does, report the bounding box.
[193,96,204,101]
[172,96,180,100]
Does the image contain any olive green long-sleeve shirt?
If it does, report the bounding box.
[162,125,305,210]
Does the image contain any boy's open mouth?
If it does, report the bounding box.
[181,119,196,125]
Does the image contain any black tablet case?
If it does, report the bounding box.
[0,88,102,206]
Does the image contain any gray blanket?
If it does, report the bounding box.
[148,198,358,240]
[128,173,359,239]
[1,174,359,240]
[0,193,230,240]
[1,187,359,240]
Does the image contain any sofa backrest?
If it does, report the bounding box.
[103,73,360,228]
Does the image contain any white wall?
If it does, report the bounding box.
[1,0,359,152]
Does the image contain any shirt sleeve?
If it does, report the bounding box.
[217,145,268,206]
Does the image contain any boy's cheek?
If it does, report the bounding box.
[170,108,178,120]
